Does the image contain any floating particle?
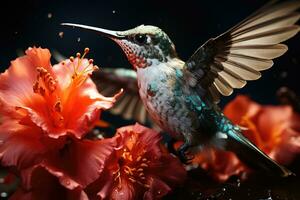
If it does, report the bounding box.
[58,32,64,38]
[259,197,272,200]
[77,37,81,42]
[93,129,104,139]
[280,71,288,79]
[112,10,116,14]
[0,192,8,198]
[47,13,52,19]
[292,57,298,64]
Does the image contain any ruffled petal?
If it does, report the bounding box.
[0,47,121,140]
[0,47,52,108]
[117,123,162,157]
[43,138,116,188]
[0,96,62,171]
[0,127,45,170]
[85,167,115,200]
[192,147,246,182]
[11,165,88,200]
[25,47,53,73]
[110,179,135,200]
[150,154,186,186]
[144,177,171,200]
[29,59,121,139]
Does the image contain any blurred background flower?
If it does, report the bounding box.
[190,95,300,182]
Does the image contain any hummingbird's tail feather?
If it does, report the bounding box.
[225,129,293,177]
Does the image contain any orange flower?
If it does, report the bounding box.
[192,95,300,182]
[0,47,121,139]
[191,148,247,182]
[86,123,186,200]
[0,47,121,192]
[225,95,300,165]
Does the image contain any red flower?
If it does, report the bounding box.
[192,95,300,182]
[86,123,186,200]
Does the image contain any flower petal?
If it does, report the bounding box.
[0,47,52,108]
[144,177,171,200]
[150,154,186,186]
[224,95,261,124]
[0,127,45,170]
[11,165,89,200]
[257,106,292,142]
[111,179,135,200]
[44,138,116,188]
[270,128,300,164]
[117,123,162,157]
[85,167,115,200]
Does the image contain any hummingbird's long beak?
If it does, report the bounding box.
[61,23,125,39]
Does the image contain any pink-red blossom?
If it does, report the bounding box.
[86,123,187,200]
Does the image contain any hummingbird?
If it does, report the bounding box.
[62,0,300,177]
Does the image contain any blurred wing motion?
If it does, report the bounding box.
[184,0,300,103]
[52,50,151,124]
[92,68,151,124]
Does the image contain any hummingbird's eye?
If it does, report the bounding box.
[134,34,148,44]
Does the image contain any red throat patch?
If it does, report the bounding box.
[113,39,147,69]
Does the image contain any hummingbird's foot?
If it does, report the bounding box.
[177,143,194,164]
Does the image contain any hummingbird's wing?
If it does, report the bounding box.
[183,0,300,103]
[52,50,151,124]
[92,68,150,124]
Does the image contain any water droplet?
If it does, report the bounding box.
[65,180,70,185]
[112,10,116,14]
[259,197,272,200]
[0,192,8,198]
[47,13,52,19]
[58,32,64,38]
[77,37,81,42]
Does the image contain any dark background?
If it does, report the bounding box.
[0,0,299,106]
[0,1,300,199]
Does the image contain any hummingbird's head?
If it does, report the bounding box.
[61,23,177,69]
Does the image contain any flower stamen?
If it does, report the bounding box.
[33,67,57,96]
[32,67,64,127]
[115,148,151,189]
[65,48,98,89]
